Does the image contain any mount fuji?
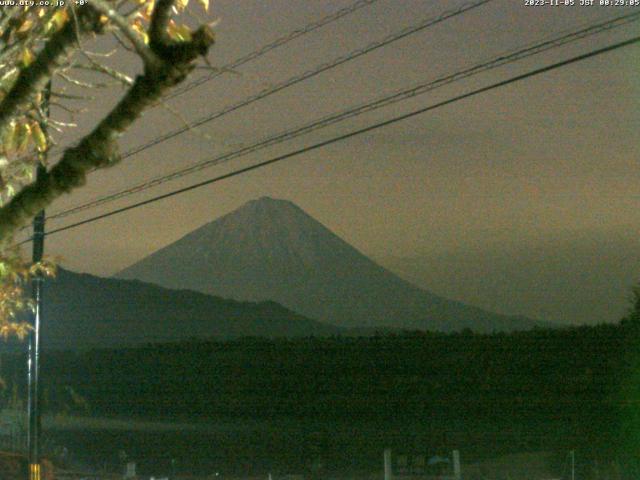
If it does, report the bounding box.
[117,197,546,332]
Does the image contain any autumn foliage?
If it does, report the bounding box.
[0,0,214,338]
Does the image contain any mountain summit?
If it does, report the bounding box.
[117,197,544,332]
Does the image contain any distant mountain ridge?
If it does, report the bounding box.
[30,268,341,350]
[117,197,548,332]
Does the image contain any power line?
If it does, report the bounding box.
[15,0,491,232]
[114,0,493,159]
[45,10,640,222]
[18,34,639,245]
[14,0,381,165]
[166,0,382,100]
[29,0,495,225]
[30,0,490,168]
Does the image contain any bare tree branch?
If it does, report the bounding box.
[83,48,117,58]
[158,99,217,146]
[58,71,118,89]
[0,1,214,242]
[50,91,96,101]
[90,0,159,67]
[0,6,103,133]
[49,119,78,128]
[49,102,83,115]
[73,60,134,86]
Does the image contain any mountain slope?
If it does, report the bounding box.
[117,197,546,332]
[35,268,341,350]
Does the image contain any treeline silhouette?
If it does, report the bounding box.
[2,318,640,475]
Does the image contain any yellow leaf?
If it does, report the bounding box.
[31,122,47,153]
[15,122,31,153]
[21,48,35,67]
[13,322,32,340]
[48,8,69,32]
[3,122,18,152]
[168,23,192,42]
[17,19,33,34]
[142,0,155,19]
[176,0,189,10]
[0,68,18,93]
[0,325,10,340]
[131,21,149,44]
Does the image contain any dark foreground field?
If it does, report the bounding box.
[44,415,574,477]
[2,321,639,477]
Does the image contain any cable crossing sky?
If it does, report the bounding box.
[18,34,639,246]
[117,0,493,160]
[165,0,383,100]
[44,10,640,223]
[13,0,382,166]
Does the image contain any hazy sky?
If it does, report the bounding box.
[20,0,640,326]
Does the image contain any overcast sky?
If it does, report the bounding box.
[22,0,640,326]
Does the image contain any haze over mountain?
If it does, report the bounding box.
[117,197,547,332]
[377,228,640,325]
[25,268,340,350]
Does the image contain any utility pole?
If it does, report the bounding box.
[452,450,461,480]
[27,82,50,480]
[384,448,393,480]
[570,449,575,480]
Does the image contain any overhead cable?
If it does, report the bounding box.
[45,11,640,222]
[118,0,492,160]
[17,34,639,245]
